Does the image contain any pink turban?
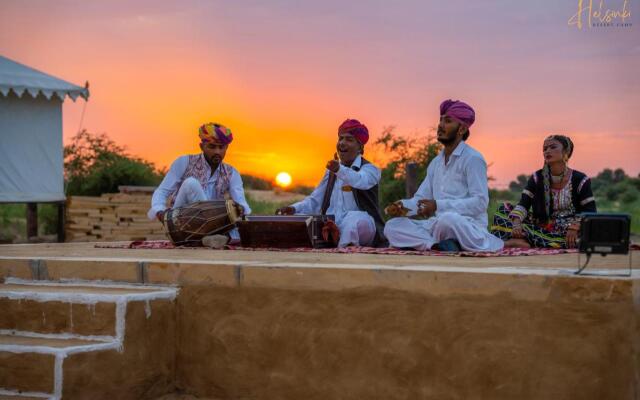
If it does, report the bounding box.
[199,123,233,145]
[440,99,475,129]
[338,119,369,145]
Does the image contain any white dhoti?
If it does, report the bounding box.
[173,177,207,208]
[384,211,504,252]
[337,211,376,248]
[173,177,241,240]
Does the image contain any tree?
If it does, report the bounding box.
[373,126,441,211]
[64,130,164,196]
[613,168,627,183]
[508,174,529,193]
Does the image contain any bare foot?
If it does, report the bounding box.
[504,238,531,248]
[202,234,229,249]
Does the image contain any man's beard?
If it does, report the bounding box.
[437,131,456,145]
[205,155,221,168]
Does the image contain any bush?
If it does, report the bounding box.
[241,174,273,190]
[373,127,441,212]
[508,174,529,193]
[64,130,163,196]
[621,187,639,204]
[286,185,314,195]
[600,180,636,202]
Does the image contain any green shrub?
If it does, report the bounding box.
[621,187,639,204]
[64,130,163,196]
[241,175,273,190]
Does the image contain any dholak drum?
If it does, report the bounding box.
[163,200,239,246]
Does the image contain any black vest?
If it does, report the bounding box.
[346,158,388,247]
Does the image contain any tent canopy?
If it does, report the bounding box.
[0,55,89,203]
[0,55,89,101]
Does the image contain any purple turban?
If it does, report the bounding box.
[440,99,475,129]
[338,119,369,145]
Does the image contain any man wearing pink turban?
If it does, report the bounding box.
[383,100,504,252]
[147,122,251,244]
[276,119,387,247]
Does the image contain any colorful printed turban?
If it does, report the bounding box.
[199,123,233,145]
[440,99,475,128]
[338,119,369,145]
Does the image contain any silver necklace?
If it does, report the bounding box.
[550,166,567,184]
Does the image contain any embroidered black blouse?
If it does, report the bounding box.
[513,169,597,225]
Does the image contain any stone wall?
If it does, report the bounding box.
[65,186,164,242]
[1,246,639,399]
[174,274,639,400]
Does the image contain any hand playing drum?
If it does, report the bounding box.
[275,206,296,215]
[233,202,245,217]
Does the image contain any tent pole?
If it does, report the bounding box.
[57,202,65,243]
[26,203,38,239]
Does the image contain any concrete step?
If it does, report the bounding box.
[0,332,114,397]
[0,280,174,337]
[0,392,50,399]
[0,280,178,400]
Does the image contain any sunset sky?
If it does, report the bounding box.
[1,0,638,188]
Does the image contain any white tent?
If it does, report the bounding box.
[0,55,89,202]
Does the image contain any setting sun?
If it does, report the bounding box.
[275,172,292,188]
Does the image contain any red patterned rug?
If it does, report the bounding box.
[90,240,640,257]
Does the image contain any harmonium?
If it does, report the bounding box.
[237,215,336,249]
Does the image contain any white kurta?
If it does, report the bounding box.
[291,155,380,247]
[384,141,504,252]
[147,155,251,240]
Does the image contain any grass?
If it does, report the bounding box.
[595,198,640,234]
[245,194,292,215]
[0,203,60,243]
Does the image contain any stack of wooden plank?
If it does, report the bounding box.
[65,189,165,242]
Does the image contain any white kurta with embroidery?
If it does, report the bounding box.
[291,155,379,247]
[147,155,251,239]
[384,141,504,252]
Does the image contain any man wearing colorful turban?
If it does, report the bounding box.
[148,122,251,245]
[384,100,504,252]
[276,119,387,247]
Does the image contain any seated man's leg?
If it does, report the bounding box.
[384,217,437,251]
[173,177,207,208]
[337,211,376,247]
[432,212,504,252]
[228,227,241,243]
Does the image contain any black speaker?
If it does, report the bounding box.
[579,212,631,255]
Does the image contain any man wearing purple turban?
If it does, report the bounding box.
[383,100,504,252]
[276,119,387,247]
[147,122,251,245]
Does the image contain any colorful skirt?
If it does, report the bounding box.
[490,203,572,249]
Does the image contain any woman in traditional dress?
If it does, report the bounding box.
[491,135,596,248]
